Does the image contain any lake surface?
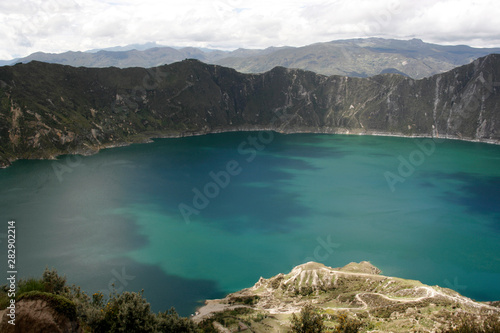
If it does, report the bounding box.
[1,132,499,315]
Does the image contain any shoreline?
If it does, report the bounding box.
[1,128,499,169]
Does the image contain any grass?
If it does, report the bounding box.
[0,288,10,310]
[17,278,47,296]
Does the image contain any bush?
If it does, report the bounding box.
[290,304,325,333]
[334,312,363,333]
[299,286,314,296]
[42,267,69,294]
[229,295,260,305]
[443,312,500,333]
[94,290,156,333]
[67,286,104,332]
[254,312,267,322]
[156,307,198,333]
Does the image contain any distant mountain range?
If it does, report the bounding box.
[3,38,500,79]
[1,53,499,167]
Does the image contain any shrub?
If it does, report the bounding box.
[299,286,314,296]
[483,314,500,332]
[95,290,156,333]
[254,312,267,322]
[334,312,363,333]
[155,307,198,333]
[67,286,105,332]
[290,304,325,333]
[229,295,260,305]
[42,267,69,294]
[443,312,500,333]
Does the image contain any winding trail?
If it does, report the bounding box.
[193,263,500,321]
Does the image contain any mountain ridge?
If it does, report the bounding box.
[4,38,500,79]
[0,54,499,168]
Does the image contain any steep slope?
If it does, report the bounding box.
[0,54,499,167]
[193,262,500,332]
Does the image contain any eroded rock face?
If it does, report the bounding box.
[194,261,500,332]
[0,299,80,333]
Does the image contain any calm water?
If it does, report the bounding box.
[1,132,499,315]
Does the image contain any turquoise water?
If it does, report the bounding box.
[1,132,499,315]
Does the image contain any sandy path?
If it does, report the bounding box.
[192,300,249,323]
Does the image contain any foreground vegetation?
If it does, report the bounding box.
[0,268,197,332]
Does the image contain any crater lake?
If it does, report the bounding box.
[1,132,499,315]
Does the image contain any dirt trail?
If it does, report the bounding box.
[194,264,500,321]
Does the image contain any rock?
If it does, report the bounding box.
[0,299,81,333]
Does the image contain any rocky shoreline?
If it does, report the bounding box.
[2,127,499,169]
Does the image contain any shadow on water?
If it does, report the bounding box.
[23,255,225,317]
[121,134,341,234]
[423,171,500,232]
[92,258,226,316]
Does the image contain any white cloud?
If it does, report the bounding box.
[0,0,499,60]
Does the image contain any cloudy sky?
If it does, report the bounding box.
[1,0,499,60]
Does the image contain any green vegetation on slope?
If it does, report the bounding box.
[0,267,198,332]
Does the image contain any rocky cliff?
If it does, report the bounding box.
[0,54,499,167]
